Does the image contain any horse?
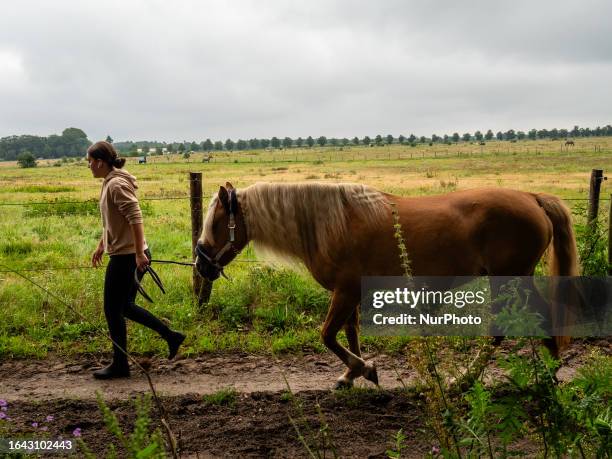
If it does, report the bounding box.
[565,140,575,147]
[195,182,578,388]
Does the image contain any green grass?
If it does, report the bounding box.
[0,140,610,359]
[202,388,238,406]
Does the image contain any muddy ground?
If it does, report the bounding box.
[0,339,609,458]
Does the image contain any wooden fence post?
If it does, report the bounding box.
[190,172,212,308]
[609,194,612,275]
[588,169,604,225]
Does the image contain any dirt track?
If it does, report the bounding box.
[1,353,414,401]
[0,341,609,457]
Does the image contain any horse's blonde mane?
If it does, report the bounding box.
[221,182,390,266]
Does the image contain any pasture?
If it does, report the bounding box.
[0,138,611,457]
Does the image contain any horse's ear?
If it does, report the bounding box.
[225,182,234,190]
[218,186,229,211]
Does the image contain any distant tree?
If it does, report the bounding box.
[528,129,537,140]
[190,141,199,151]
[505,129,516,140]
[485,129,494,140]
[550,128,559,139]
[352,137,360,145]
[225,139,235,151]
[236,139,248,150]
[260,138,271,148]
[105,135,113,143]
[282,137,293,148]
[517,131,526,140]
[537,129,548,139]
[386,134,394,144]
[420,136,426,143]
[295,137,304,147]
[270,137,281,148]
[375,135,383,145]
[452,132,460,143]
[443,134,449,143]
[431,134,440,143]
[571,125,580,137]
[249,138,261,149]
[317,136,327,146]
[178,143,185,152]
[496,131,503,141]
[214,141,223,151]
[474,131,483,141]
[168,144,175,153]
[408,134,416,143]
[462,133,471,142]
[17,151,37,168]
[330,138,338,146]
[363,136,371,145]
[306,136,315,148]
[341,138,349,146]
[203,139,213,151]
[398,135,405,144]
[559,128,568,138]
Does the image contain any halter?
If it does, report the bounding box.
[195,188,244,280]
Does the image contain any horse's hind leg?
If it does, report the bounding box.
[337,307,376,387]
[322,290,378,389]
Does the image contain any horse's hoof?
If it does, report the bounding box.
[333,378,353,390]
[363,362,378,386]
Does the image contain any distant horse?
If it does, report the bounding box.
[202,155,213,163]
[565,140,575,147]
[196,182,578,388]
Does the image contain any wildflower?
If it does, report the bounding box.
[72,428,82,437]
[41,426,48,431]
[46,415,54,422]
[32,422,39,428]
[0,400,6,407]
[431,445,440,455]
[1,407,6,412]
[0,412,6,420]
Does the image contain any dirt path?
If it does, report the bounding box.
[1,353,416,402]
[0,341,608,457]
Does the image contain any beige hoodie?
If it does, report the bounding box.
[99,169,147,255]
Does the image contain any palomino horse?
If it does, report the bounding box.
[196,182,578,388]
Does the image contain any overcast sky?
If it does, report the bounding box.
[1,0,611,142]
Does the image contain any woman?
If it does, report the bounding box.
[88,141,185,379]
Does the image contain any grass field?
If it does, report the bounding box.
[0,138,610,359]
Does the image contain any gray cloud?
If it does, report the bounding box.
[0,0,610,142]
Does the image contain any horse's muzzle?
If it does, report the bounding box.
[196,257,221,281]
[195,243,222,281]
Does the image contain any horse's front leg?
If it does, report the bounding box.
[321,290,378,389]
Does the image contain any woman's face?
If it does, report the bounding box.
[87,154,107,178]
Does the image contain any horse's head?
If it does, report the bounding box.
[195,182,248,281]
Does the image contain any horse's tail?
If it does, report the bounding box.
[535,193,579,354]
[535,194,578,277]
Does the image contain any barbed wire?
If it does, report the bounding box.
[0,259,265,274]
[0,194,608,207]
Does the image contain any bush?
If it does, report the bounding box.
[17,152,37,168]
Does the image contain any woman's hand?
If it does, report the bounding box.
[136,251,150,272]
[92,245,104,268]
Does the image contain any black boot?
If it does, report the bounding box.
[166,331,186,360]
[93,361,130,380]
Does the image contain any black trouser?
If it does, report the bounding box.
[104,249,170,365]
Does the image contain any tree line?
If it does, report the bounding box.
[0,128,91,161]
[2,124,612,161]
[115,124,612,154]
